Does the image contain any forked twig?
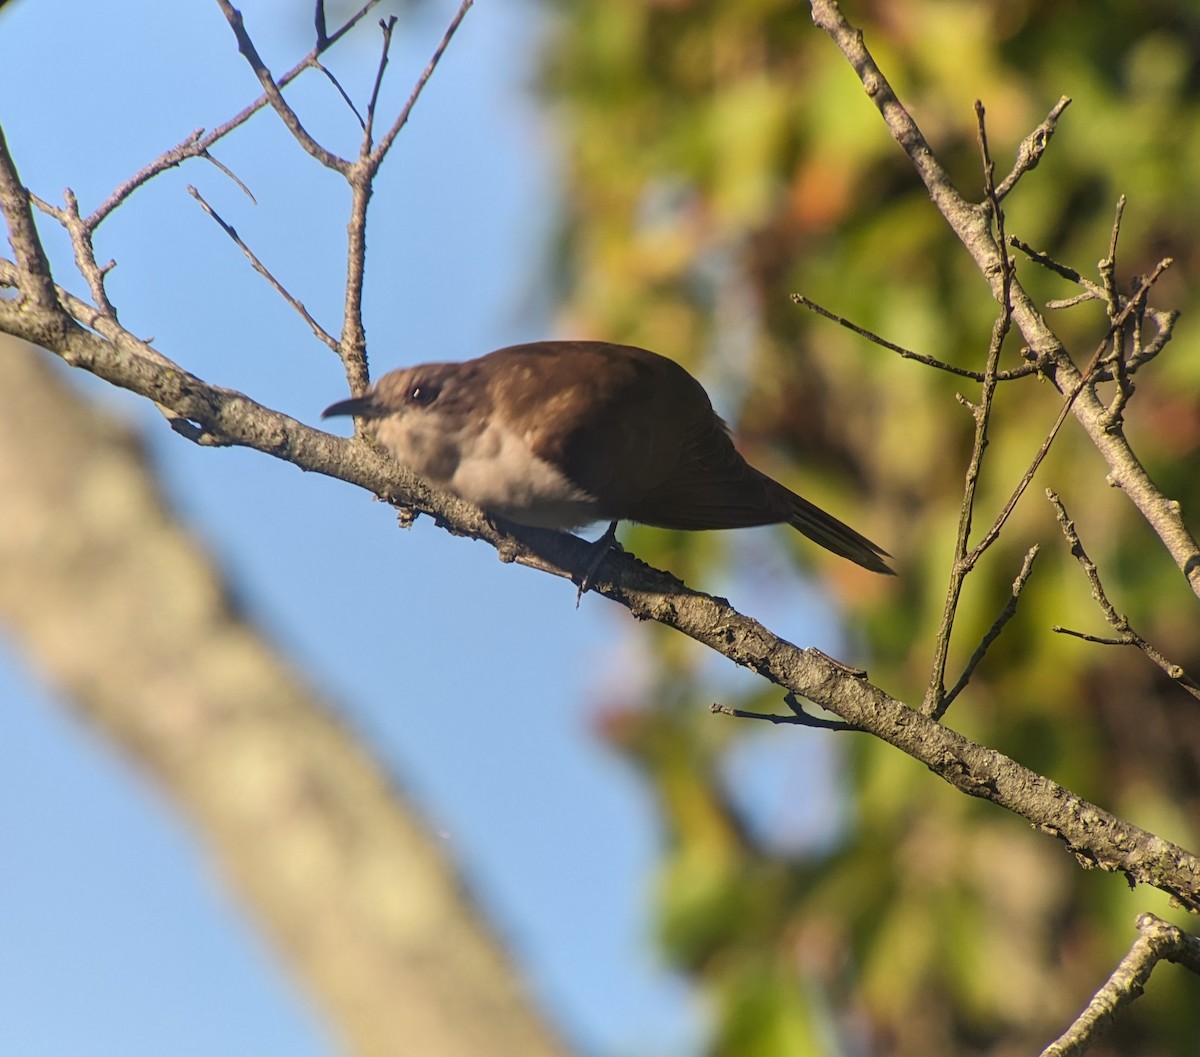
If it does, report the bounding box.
[1048,491,1200,701]
[338,0,475,390]
[364,17,399,148]
[941,545,1040,711]
[83,1,381,231]
[369,0,475,166]
[923,101,1013,718]
[216,0,352,174]
[967,258,1172,564]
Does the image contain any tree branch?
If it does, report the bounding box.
[1040,913,1200,1057]
[808,0,1200,600]
[2,282,1198,911]
[215,0,352,174]
[1049,491,1200,700]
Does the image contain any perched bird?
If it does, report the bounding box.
[322,341,893,575]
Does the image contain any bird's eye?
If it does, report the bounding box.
[408,384,440,406]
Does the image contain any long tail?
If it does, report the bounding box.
[782,488,894,575]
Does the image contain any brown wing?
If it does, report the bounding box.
[486,341,893,572]
[486,341,694,511]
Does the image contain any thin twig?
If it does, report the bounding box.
[317,62,366,131]
[338,0,476,394]
[1098,196,1125,311]
[1009,236,1104,297]
[314,0,329,49]
[942,545,1040,711]
[1053,628,1125,645]
[216,0,352,174]
[1045,291,1100,310]
[201,150,257,204]
[923,101,1013,719]
[967,258,1172,563]
[711,694,863,732]
[364,17,399,150]
[790,293,1042,381]
[1099,198,1134,426]
[370,0,475,167]
[994,95,1071,200]
[1040,913,1200,1057]
[188,186,340,354]
[85,1,380,230]
[1048,491,1200,701]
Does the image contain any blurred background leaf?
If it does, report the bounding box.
[541,2,1200,1053]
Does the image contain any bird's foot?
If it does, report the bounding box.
[576,520,622,607]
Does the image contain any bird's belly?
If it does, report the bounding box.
[449,422,600,530]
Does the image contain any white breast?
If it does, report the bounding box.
[448,421,601,530]
[375,412,601,530]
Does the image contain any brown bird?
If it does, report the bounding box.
[322,341,893,575]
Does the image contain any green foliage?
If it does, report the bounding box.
[543,2,1200,1053]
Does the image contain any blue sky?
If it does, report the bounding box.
[0,2,845,1053]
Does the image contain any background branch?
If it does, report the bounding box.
[1041,913,1200,1057]
[0,335,568,1057]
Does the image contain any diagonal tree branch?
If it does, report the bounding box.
[808,0,1200,600]
[1,274,1198,913]
[1040,913,1200,1057]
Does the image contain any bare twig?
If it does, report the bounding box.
[808,0,1200,599]
[188,186,340,354]
[337,0,476,393]
[1098,198,1135,427]
[216,0,352,174]
[1045,291,1100,311]
[967,258,1171,563]
[942,545,1040,711]
[314,0,329,49]
[85,1,380,229]
[370,0,475,167]
[0,125,60,313]
[923,102,1013,719]
[994,95,1072,200]
[1049,491,1200,701]
[317,61,366,131]
[201,150,257,204]
[711,693,863,731]
[364,17,399,149]
[790,293,1042,381]
[1040,913,1200,1057]
[1009,236,1104,297]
